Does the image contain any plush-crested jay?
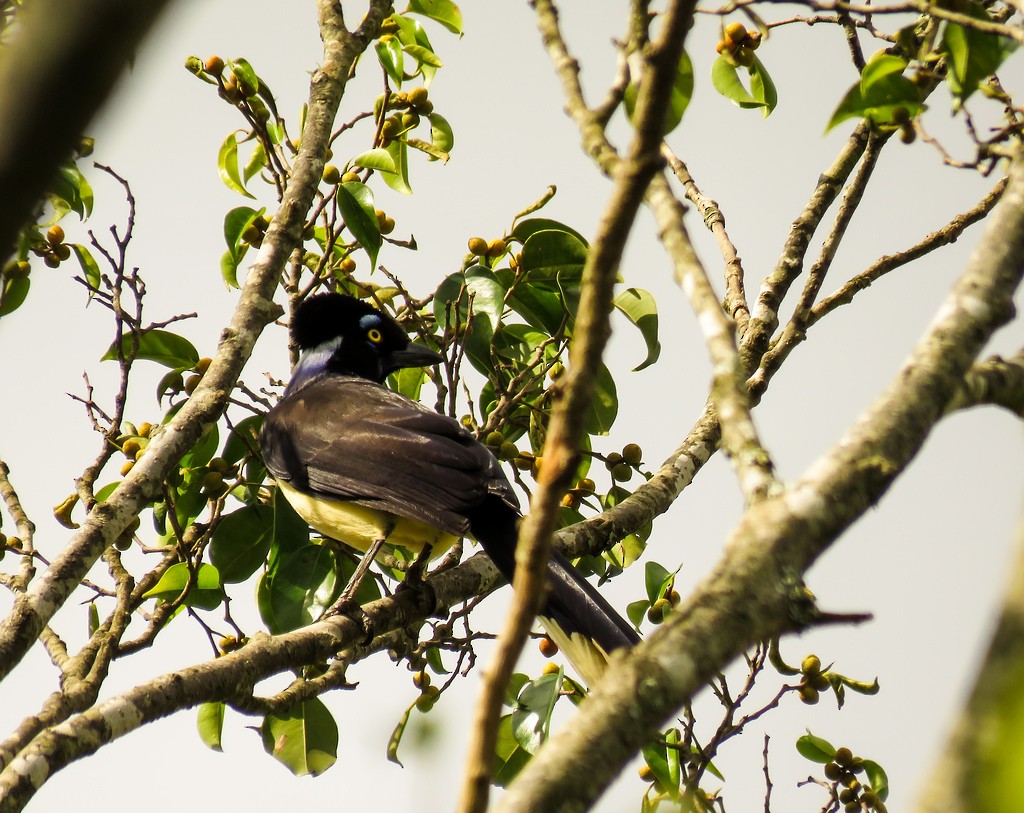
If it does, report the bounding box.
[259,293,639,684]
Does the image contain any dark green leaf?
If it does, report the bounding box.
[0,277,29,317]
[408,0,463,34]
[49,162,94,219]
[337,182,382,268]
[520,229,588,284]
[507,283,572,336]
[626,599,650,630]
[258,543,339,634]
[261,697,338,777]
[197,702,225,752]
[210,504,274,583]
[795,731,836,763]
[860,53,909,95]
[223,414,263,465]
[827,53,923,130]
[613,287,660,371]
[511,217,587,248]
[583,363,617,435]
[101,329,200,368]
[180,425,219,471]
[644,561,672,604]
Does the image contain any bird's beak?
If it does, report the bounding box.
[386,343,444,371]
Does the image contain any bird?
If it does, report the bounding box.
[259,292,639,685]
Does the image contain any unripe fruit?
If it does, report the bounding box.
[468,237,488,256]
[747,30,762,49]
[412,670,430,690]
[622,443,642,466]
[542,662,560,676]
[834,747,853,766]
[322,164,341,184]
[801,654,821,675]
[824,762,843,782]
[46,224,65,245]
[900,123,916,144]
[576,478,596,494]
[538,636,559,658]
[401,111,420,129]
[560,492,580,509]
[208,457,231,474]
[415,685,440,712]
[724,21,748,45]
[184,374,202,394]
[734,46,755,67]
[380,119,398,140]
[341,171,360,184]
[485,431,504,447]
[548,362,565,380]
[196,357,213,374]
[205,55,225,75]
[666,588,681,607]
[338,256,357,275]
[514,455,533,471]
[241,222,263,245]
[3,260,30,279]
[844,803,859,813]
[798,684,820,704]
[44,253,60,268]
[647,597,670,624]
[407,86,429,109]
[203,471,225,491]
[498,441,518,461]
[122,439,141,459]
[611,462,632,482]
[604,451,623,468]
[715,39,728,54]
[839,788,858,804]
[54,243,71,261]
[120,460,135,476]
[486,238,507,257]
[639,763,655,782]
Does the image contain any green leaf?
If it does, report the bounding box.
[407,0,463,34]
[221,206,261,289]
[624,51,693,134]
[223,414,263,465]
[49,162,94,219]
[197,702,225,752]
[493,713,533,787]
[644,561,673,604]
[795,731,836,763]
[261,697,338,777]
[942,5,1016,102]
[511,217,587,248]
[258,544,339,634]
[613,287,660,371]
[217,131,256,199]
[434,266,506,374]
[711,55,760,107]
[337,182,382,268]
[519,229,588,284]
[243,140,268,182]
[70,244,101,297]
[143,562,222,610]
[0,277,29,317]
[507,283,572,336]
[511,672,562,755]
[101,329,200,368]
[626,599,650,630]
[375,36,405,86]
[860,53,909,95]
[386,699,418,767]
[210,504,275,583]
[406,136,449,163]
[403,43,443,68]
[583,363,617,435]
[380,139,413,194]
[228,57,260,95]
[428,112,454,156]
[826,51,923,130]
[352,148,397,173]
[862,759,889,801]
[749,56,778,117]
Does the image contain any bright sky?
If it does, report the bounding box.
[1,3,1022,812]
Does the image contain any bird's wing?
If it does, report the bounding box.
[261,376,517,536]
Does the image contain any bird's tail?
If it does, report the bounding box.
[467,497,640,686]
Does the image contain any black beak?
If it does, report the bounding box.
[386,343,444,372]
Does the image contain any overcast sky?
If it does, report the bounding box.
[1,3,1022,812]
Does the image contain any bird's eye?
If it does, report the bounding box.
[367,328,383,343]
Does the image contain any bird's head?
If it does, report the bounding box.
[286,293,442,390]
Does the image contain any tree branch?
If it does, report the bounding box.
[493,145,1024,813]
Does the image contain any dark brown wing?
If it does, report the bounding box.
[260,376,518,537]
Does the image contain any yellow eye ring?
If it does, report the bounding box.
[367,328,383,343]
